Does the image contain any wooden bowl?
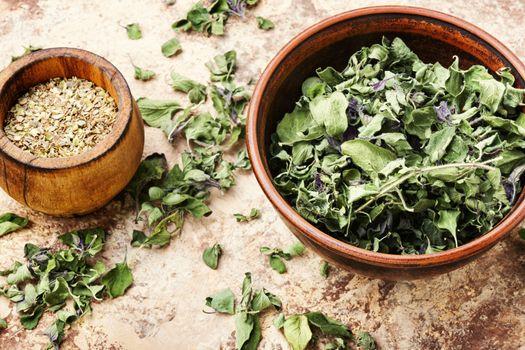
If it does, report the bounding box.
[247,6,525,280]
[0,48,144,216]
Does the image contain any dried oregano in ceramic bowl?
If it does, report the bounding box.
[270,37,525,254]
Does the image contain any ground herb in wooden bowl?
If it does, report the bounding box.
[270,37,525,254]
[4,76,118,158]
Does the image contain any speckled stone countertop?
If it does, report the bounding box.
[0,0,524,349]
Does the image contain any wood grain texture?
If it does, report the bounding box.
[247,6,525,280]
[0,48,144,216]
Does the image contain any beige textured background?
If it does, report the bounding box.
[0,0,524,349]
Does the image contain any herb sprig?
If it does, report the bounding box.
[0,228,133,348]
[274,311,377,350]
[204,272,281,349]
[172,0,260,36]
[130,50,251,247]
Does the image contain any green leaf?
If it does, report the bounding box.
[235,311,255,349]
[436,210,461,247]
[202,243,222,269]
[479,79,505,113]
[137,210,184,248]
[126,153,167,201]
[269,255,287,274]
[357,331,377,350]
[240,272,252,307]
[20,304,44,330]
[0,213,28,237]
[256,16,274,30]
[276,107,324,145]
[171,72,207,103]
[284,242,305,257]
[241,314,262,350]
[161,37,182,57]
[320,261,330,278]
[445,56,464,97]
[405,106,436,139]
[134,65,156,81]
[130,230,149,247]
[44,309,77,349]
[316,67,344,85]
[7,262,32,285]
[273,313,285,329]
[205,288,235,314]
[137,98,182,135]
[324,338,347,350]
[234,208,260,222]
[206,50,237,82]
[519,229,525,240]
[341,139,396,175]
[250,288,281,311]
[11,45,41,62]
[283,315,312,350]
[44,277,69,306]
[424,126,456,163]
[305,312,352,337]
[309,91,349,137]
[0,318,7,330]
[101,261,133,298]
[464,65,493,91]
[302,77,326,100]
[125,23,142,40]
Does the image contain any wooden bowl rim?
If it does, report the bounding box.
[247,5,525,268]
[0,47,133,170]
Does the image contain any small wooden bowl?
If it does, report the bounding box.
[0,48,144,216]
[247,6,525,280]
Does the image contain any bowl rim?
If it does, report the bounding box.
[246,5,525,268]
[0,47,133,170]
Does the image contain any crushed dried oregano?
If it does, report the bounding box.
[4,76,118,158]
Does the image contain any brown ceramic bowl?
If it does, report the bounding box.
[247,6,525,280]
[0,48,144,216]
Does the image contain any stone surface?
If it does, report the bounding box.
[0,0,524,349]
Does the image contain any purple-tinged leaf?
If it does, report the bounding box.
[346,98,361,122]
[434,101,451,123]
[314,173,325,192]
[326,136,341,153]
[342,126,357,141]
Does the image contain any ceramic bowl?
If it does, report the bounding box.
[247,6,525,280]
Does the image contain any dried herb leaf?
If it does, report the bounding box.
[161,37,182,57]
[100,261,134,298]
[125,23,142,40]
[11,45,41,62]
[0,213,28,237]
[320,260,330,278]
[256,16,274,30]
[205,288,235,314]
[283,315,312,350]
[134,65,156,81]
[357,331,377,350]
[234,208,260,222]
[203,243,222,269]
[171,72,207,103]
